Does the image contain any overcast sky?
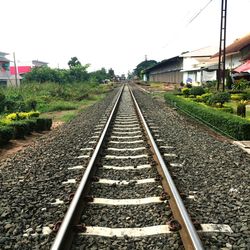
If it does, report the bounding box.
[2,0,249,75]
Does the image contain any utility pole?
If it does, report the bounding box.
[217,0,227,91]
[13,52,18,87]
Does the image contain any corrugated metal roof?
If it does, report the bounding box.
[144,56,182,73]
[212,32,250,58]
[181,46,218,58]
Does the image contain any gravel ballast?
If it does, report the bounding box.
[0,87,119,249]
[132,84,250,250]
[72,86,183,249]
[2,83,249,249]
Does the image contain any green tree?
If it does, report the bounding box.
[89,68,109,83]
[68,57,81,68]
[108,68,115,79]
[134,60,157,79]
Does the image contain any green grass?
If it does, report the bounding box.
[0,82,114,122]
[59,111,78,122]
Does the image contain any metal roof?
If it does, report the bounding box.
[144,56,182,73]
[212,32,250,58]
[180,46,218,58]
[0,56,10,62]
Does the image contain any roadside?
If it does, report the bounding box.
[135,82,250,154]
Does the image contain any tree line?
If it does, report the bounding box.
[24,57,115,84]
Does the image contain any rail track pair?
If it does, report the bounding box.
[51,84,204,249]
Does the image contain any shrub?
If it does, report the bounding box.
[200,93,213,103]
[190,86,205,96]
[216,107,234,113]
[241,92,250,101]
[35,118,52,131]
[237,100,247,118]
[0,92,5,113]
[25,119,38,132]
[0,125,13,145]
[181,88,190,97]
[26,99,37,111]
[164,93,250,140]
[231,94,244,101]
[194,96,203,102]
[208,92,231,107]
[9,121,30,139]
[5,111,40,121]
[233,78,249,91]
[27,111,40,118]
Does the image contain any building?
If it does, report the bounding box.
[144,56,183,84]
[201,32,250,80]
[180,46,218,84]
[9,59,48,82]
[0,51,11,87]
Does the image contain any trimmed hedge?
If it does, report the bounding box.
[165,93,250,140]
[0,126,14,145]
[10,121,30,139]
[35,118,52,131]
[0,118,53,145]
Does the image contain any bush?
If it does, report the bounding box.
[200,93,213,103]
[26,99,37,111]
[208,92,231,107]
[181,88,190,97]
[164,93,250,140]
[190,86,205,96]
[237,101,247,118]
[0,92,5,113]
[35,118,52,131]
[5,111,40,121]
[194,96,203,102]
[216,107,234,113]
[233,78,249,91]
[27,111,40,118]
[25,119,38,132]
[241,92,250,101]
[9,121,30,139]
[231,94,244,101]
[0,125,14,145]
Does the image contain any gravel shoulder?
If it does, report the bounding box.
[132,84,250,250]
[0,87,119,250]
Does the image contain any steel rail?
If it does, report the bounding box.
[129,86,204,250]
[51,84,124,250]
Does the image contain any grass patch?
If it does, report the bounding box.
[38,101,79,112]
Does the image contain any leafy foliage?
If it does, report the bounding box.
[237,100,247,117]
[189,86,205,96]
[207,92,231,107]
[0,92,5,113]
[233,78,250,90]
[165,93,250,140]
[134,60,157,79]
[68,57,81,68]
[181,88,190,97]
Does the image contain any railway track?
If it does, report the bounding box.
[51,84,204,250]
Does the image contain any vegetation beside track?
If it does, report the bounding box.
[164,93,250,140]
[0,82,114,145]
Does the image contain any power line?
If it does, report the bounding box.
[187,0,214,26]
[162,0,214,48]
